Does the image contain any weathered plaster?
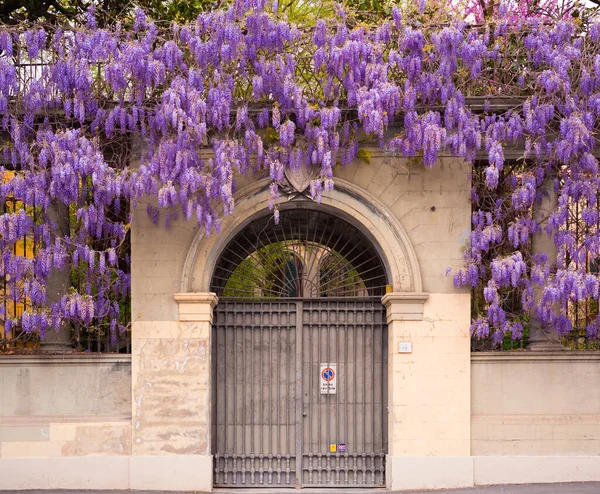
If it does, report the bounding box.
[129,293,216,490]
[132,327,210,456]
[472,352,600,456]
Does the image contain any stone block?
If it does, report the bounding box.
[49,423,78,442]
[386,455,474,490]
[1,440,64,458]
[352,160,382,190]
[48,456,130,489]
[61,422,131,456]
[473,456,600,485]
[379,174,409,208]
[472,353,600,456]
[366,161,398,198]
[132,335,211,457]
[132,321,182,340]
[333,161,358,182]
[130,454,213,491]
[0,425,50,442]
[0,357,131,419]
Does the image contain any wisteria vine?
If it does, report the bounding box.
[1,0,600,348]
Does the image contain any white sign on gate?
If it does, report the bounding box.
[320,363,337,394]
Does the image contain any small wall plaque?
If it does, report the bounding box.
[399,342,412,353]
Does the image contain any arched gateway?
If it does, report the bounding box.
[209,205,390,487]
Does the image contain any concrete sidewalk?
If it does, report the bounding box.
[3,484,600,494]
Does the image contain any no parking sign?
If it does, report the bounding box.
[320,363,337,394]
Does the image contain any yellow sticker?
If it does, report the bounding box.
[329,443,337,453]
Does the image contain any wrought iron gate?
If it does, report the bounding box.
[211,298,388,488]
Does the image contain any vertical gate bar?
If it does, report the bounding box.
[242,308,246,484]
[336,301,340,485]
[344,306,349,485]
[308,301,313,486]
[363,304,367,484]
[353,306,358,485]
[233,309,237,485]
[318,303,322,486]
[327,304,331,485]
[259,303,264,485]
[380,306,384,485]
[277,312,282,484]
[381,308,386,485]
[295,301,303,488]
[251,306,256,485]
[286,308,291,484]
[224,308,228,485]
[379,308,383,483]
[372,306,376,484]
[268,306,273,484]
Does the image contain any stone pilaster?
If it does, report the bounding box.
[383,291,473,490]
[529,175,563,350]
[41,200,72,352]
[130,292,218,491]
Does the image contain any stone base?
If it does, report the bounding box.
[474,456,600,485]
[386,455,600,491]
[386,456,474,490]
[3,455,600,490]
[130,454,213,491]
[0,456,130,490]
[0,454,213,491]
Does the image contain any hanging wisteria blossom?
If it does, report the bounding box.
[1,0,600,348]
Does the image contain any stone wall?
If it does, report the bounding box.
[0,356,131,489]
[472,352,600,455]
[471,352,600,486]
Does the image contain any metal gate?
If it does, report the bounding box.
[212,298,388,487]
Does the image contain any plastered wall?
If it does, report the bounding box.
[472,353,600,455]
[0,356,132,489]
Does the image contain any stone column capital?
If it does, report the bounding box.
[174,292,219,306]
[173,292,219,322]
[381,292,429,321]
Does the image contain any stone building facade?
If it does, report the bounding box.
[1,147,600,491]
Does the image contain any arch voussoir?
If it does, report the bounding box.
[181,178,423,295]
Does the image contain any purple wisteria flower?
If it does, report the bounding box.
[0,1,599,343]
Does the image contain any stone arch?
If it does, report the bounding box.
[181,178,423,294]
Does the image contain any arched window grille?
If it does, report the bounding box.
[212,208,388,299]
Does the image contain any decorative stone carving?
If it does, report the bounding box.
[283,165,319,194]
